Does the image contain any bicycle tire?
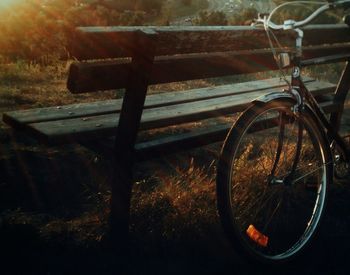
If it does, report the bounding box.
[217,98,332,264]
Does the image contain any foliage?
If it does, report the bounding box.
[0,2,66,63]
[181,0,192,6]
[0,0,164,63]
[0,0,346,63]
[229,7,258,25]
[162,0,209,21]
[228,1,343,26]
[193,10,228,26]
[271,0,342,24]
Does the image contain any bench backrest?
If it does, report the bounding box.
[64,24,350,237]
[67,25,350,93]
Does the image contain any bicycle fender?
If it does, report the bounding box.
[253,92,294,104]
[253,92,325,134]
[253,93,333,171]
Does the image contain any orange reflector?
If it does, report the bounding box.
[246,224,269,247]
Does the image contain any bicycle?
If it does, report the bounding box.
[216,0,350,265]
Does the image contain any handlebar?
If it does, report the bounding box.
[252,0,350,86]
[329,0,350,9]
[254,0,350,31]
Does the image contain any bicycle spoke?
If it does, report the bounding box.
[218,100,330,262]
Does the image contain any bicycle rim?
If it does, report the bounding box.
[217,99,331,263]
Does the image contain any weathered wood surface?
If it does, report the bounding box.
[69,25,350,60]
[12,80,335,144]
[82,124,232,160]
[109,30,157,240]
[5,77,315,126]
[82,98,340,160]
[68,45,350,93]
[133,100,339,156]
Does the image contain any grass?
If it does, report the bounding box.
[161,0,209,21]
[131,157,217,239]
[1,59,350,274]
[0,60,224,273]
[0,61,66,84]
[0,60,117,245]
[0,61,119,113]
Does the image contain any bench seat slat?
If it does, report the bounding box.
[82,123,231,160]
[135,100,340,158]
[16,80,336,144]
[3,77,315,126]
[81,100,341,160]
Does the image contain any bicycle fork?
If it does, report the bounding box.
[268,111,304,186]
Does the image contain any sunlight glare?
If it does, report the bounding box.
[0,0,21,9]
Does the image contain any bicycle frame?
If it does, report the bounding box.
[264,52,350,186]
[292,53,350,161]
[215,0,350,264]
[259,1,350,160]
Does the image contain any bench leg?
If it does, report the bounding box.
[108,30,157,245]
[109,157,133,244]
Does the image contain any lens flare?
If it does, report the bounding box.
[0,0,23,9]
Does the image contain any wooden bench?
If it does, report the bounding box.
[3,24,350,241]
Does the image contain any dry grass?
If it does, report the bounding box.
[0,61,119,115]
[0,60,343,229]
[131,157,217,239]
[0,61,223,250]
[1,61,350,274]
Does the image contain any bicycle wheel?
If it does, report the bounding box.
[217,98,332,264]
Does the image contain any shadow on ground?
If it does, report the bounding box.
[0,132,350,275]
[1,217,350,275]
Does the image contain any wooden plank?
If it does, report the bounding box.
[137,101,340,158]
[134,124,229,160]
[69,51,281,92]
[301,53,350,67]
[23,81,336,144]
[67,59,130,92]
[82,123,231,160]
[68,45,350,93]
[70,25,350,60]
[82,99,341,160]
[4,77,315,126]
